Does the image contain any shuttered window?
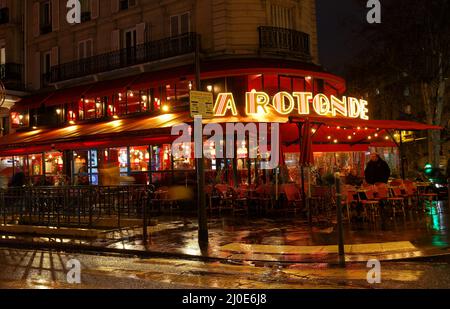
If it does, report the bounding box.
[270,4,293,29]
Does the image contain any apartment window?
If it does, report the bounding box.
[80,0,91,22]
[40,1,52,35]
[42,51,51,84]
[78,39,93,59]
[170,12,190,37]
[270,4,293,29]
[120,0,136,11]
[0,4,9,25]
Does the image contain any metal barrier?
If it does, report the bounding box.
[0,185,153,228]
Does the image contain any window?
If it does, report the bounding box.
[270,4,293,29]
[119,0,136,11]
[1,116,9,136]
[0,46,5,65]
[0,6,9,25]
[78,39,93,59]
[40,1,52,35]
[80,0,91,22]
[170,12,190,37]
[42,51,51,83]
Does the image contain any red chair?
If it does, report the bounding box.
[375,183,405,217]
[282,184,302,215]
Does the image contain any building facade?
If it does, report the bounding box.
[0,0,25,137]
[1,0,352,186]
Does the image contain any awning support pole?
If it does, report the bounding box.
[194,35,208,246]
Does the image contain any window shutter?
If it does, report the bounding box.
[51,46,59,66]
[32,2,40,37]
[180,13,190,34]
[111,30,120,51]
[52,0,59,31]
[170,16,178,37]
[91,0,99,19]
[32,52,41,89]
[136,23,146,45]
[86,40,93,57]
[111,0,119,13]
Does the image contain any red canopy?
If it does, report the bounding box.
[44,84,94,106]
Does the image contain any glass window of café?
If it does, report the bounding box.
[73,150,99,185]
[129,146,150,185]
[150,144,173,186]
[28,153,44,185]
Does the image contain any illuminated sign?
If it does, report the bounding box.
[214,91,369,120]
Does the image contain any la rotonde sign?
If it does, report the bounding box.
[213,91,370,120]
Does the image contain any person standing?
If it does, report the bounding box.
[364,152,391,184]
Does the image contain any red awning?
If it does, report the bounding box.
[44,84,94,107]
[0,112,191,156]
[12,92,54,111]
[289,116,442,131]
[84,76,139,98]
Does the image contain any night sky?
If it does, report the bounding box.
[316,0,367,76]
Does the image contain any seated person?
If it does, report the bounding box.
[345,169,363,186]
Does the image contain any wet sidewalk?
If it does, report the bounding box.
[1,201,449,263]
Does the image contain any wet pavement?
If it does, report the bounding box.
[1,201,448,263]
[2,247,450,289]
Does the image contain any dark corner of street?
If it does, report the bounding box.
[0,0,449,306]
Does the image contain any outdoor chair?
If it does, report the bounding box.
[359,188,380,223]
[214,184,234,213]
[230,187,249,216]
[282,184,302,216]
[375,183,405,218]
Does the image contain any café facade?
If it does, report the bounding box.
[0,59,440,187]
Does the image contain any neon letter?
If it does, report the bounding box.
[214,93,238,116]
[360,99,369,120]
[246,91,270,115]
[331,95,348,117]
[348,97,362,118]
[293,92,312,115]
[312,94,330,116]
[272,92,295,115]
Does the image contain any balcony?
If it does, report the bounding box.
[0,63,24,91]
[46,32,199,84]
[0,7,9,25]
[258,26,311,61]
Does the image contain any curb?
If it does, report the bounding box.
[1,239,449,266]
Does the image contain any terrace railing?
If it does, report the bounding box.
[258,26,311,61]
[0,185,154,229]
[46,32,199,84]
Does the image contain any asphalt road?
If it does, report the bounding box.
[1,247,450,289]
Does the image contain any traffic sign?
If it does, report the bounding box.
[190,91,214,118]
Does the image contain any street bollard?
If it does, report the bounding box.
[335,173,345,267]
[143,190,149,244]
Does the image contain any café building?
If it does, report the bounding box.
[0,58,439,187]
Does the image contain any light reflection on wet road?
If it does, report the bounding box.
[1,247,450,289]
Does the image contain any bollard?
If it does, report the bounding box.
[335,172,345,267]
[143,190,149,244]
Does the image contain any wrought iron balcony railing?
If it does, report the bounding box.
[46,32,199,84]
[258,26,311,61]
[0,63,24,91]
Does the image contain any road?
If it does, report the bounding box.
[1,247,450,289]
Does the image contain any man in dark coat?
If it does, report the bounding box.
[364,153,391,184]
